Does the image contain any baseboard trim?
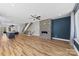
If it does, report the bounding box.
[74,38,79,45]
[72,39,79,56]
[72,43,79,56]
[52,37,70,42]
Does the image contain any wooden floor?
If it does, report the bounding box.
[0,34,77,56]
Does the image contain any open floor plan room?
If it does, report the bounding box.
[0,3,79,56]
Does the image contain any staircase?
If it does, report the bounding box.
[22,22,32,34]
[22,23,28,32]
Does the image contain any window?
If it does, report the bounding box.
[75,9,79,42]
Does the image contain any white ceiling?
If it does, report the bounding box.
[0,3,75,24]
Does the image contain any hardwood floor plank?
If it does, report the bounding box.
[0,34,77,56]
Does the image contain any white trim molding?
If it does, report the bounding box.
[72,38,79,56]
[75,38,79,45]
[73,44,79,56]
[52,37,70,42]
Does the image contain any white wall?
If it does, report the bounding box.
[27,21,40,36]
[75,9,79,42]
[32,21,40,36]
[71,9,79,55]
[70,12,75,44]
[17,23,26,33]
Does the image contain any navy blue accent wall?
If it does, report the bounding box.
[51,16,70,39]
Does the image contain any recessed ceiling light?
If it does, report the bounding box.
[11,4,15,7]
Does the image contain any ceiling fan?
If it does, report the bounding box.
[30,15,41,21]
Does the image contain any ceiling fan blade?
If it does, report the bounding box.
[30,15,41,21]
[31,15,36,18]
[38,18,40,20]
[33,19,36,21]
